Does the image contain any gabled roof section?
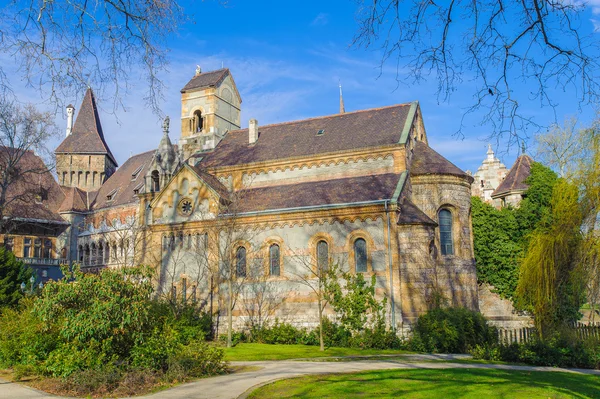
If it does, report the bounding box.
[181,68,230,93]
[411,141,473,182]
[58,186,89,213]
[492,154,533,198]
[200,103,414,168]
[90,150,154,210]
[189,165,230,200]
[55,88,117,166]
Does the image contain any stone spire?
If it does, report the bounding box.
[145,116,181,194]
[339,82,345,114]
[486,143,495,161]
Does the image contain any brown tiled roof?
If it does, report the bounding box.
[181,69,230,92]
[58,187,89,213]
[200,104,414,168]
[0,147,66,223]
[397,199,437,226]
[189,165,230,200]
[90,150,154,210]
[411,141,472,181]
[55,88,117,166]
[234,173,403,214]
[492,154,533,198]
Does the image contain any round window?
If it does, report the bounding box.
[178,198,194,216]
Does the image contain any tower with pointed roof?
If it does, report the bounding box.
[144,116,181,195]
[470,144,508,203]
[55,88,118,190]
[179,67,242,158]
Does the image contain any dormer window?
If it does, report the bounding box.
[133,182,143,195]
[316,129,325,136]
[106,189,117,201]
[131,165,143,181]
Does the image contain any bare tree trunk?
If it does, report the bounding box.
[318,298,324,352]
[227,276,233,348]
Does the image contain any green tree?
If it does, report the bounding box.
[471,162,558,301]
[0,247,31,308]
[324,269,386,334]
[516,179,586,337]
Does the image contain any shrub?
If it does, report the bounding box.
[168,341,227,378]
[411,307,497,353]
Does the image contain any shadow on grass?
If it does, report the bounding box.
[248,368,599,399]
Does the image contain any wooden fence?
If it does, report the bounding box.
[497,322,600,345]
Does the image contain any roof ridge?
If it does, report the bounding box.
[226,102,415,134]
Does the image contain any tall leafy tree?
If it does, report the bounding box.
[472,162,557,300]
[0,247,32,308]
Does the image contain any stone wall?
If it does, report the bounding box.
[478,283,533,328]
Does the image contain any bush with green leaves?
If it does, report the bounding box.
[0,265,225,384]
[0,247,32,308]
[410,307,497,353]
[472,334,600,369]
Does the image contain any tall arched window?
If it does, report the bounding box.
[439,209,454,256]
[236,247,246,277]
[194,110,204,132]
[317,240,329,272]
[354,238,367,273]
[151,170,160,192]
[269,244,280,276]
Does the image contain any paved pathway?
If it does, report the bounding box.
[1,355,599,399]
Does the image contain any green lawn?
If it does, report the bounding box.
[248,368,600,398]
[223,343,410,361]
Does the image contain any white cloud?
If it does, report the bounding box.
[311,13,329,26]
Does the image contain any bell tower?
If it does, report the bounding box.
[55,88,117,190]
[179,67,241,158]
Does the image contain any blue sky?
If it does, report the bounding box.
[10,0,600,173]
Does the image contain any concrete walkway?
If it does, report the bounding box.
[1,355,599,399]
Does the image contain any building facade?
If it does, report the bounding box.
[4,68,480,329]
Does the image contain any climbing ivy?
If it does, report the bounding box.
[472,162,558,301]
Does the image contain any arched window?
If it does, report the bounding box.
[269,244,280,276]
[194,110,204,132]
[151,170,160,192]
[61,247,67,259]
[236,247,246,277]
[439,209,454,256]
[354,238,367,273]
[317,240,329,272]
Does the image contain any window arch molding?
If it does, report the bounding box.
[437,205,458,257]
[231,240,252,278]
[308,232,334,273]
[346,230,376,274]
[188,106,206,133]
[262,236,285,278]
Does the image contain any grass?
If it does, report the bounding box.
[223,343,411,361]
[248,368,600,398]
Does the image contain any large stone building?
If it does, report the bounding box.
[2,68,479,329]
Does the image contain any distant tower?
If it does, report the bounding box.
[55,89,117,190]
[179,67,242,158]
[65,104,75,137]
[471,144,508,203]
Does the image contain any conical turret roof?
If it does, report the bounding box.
[55,88,117,166]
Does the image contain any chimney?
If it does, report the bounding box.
[66,104,75,137]
[249,119,258,144]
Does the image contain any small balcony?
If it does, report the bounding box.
[18,257,69,267]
